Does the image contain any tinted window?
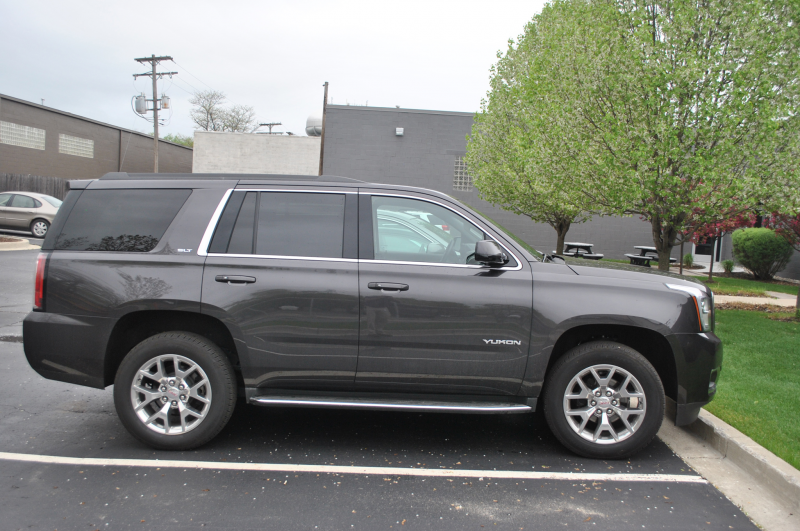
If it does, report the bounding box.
[255,192,345,258]
[55,189,191,252]
[227,192,256,254]
[10,195,36,208]
[0,194,11,207]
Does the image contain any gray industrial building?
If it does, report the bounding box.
[321,104,799,279]
[0,93,192,182]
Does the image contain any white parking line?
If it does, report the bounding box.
[0,451,706,483]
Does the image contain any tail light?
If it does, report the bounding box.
[34,252,46,311]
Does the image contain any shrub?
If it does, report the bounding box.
[683,253,694,268]
[721,259,735,274]
[731,228,794,280]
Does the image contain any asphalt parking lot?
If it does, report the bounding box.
[0,249,757,530]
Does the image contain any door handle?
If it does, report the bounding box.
[368,282,409,292]
[215,275,256,284]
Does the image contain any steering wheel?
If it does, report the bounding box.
[442,236,461,263]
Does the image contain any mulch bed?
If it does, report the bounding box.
[716,302,788,312]
[0,236,24,243]
[711,272,799,286]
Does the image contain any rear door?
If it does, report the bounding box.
[200,186,360,392]
[6,194,39,228]
[355,191,533,396]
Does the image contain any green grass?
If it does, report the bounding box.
[705,310,800,469]
[703,276,799,297]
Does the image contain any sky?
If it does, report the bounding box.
[0,0,546,138]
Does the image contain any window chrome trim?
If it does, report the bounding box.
[197,188,234,256]
[364,192,523,271]
[198,188,525,271]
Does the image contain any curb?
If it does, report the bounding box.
[0,239,40,251]
[666,398,800,510]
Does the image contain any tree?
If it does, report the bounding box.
[465,0,598,255]
[566,0,800,270]
[162,133,194,148]
[189,90,257,133]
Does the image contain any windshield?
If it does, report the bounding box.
[41,195,62,208]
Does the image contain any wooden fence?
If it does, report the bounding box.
[0,174,71,200]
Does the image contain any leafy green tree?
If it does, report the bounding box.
[162,133,194,148]
[470,0,800,269]
[466,0,598,255]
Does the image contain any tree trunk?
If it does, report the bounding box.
[651,216,680,271]
[679,240,684,275]
[552,218,572,255]
[795,289,799,320]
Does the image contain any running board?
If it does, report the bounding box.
[249,395,532,414]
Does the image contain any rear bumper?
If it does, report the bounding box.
[669,332,723,426]
[23,311,114,389]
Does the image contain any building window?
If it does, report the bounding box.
[0,121,46,150]
[59,134,94,158]
[453,156,472,192]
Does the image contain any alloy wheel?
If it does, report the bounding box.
[31,221,48,237]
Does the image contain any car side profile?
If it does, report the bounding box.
[0,191,61,237]
[23,173,722,459]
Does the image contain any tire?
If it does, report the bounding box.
[113,332,236,450]
[543,340,664,459]
[30,219,49,238]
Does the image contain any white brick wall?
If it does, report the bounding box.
[192,132,320,175]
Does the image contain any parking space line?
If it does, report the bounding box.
[0,451,706,483]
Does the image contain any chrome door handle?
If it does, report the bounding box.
[368,282,409,291]
[215,275,256,284]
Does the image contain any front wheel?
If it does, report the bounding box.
[113,332,236,450]
[543,341,664,459]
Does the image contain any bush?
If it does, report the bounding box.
[731,228,794,280]
[721,259,735,274]
[683,253,694,267]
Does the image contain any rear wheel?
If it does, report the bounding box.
[30,219,49,238]
[543,341,664,459]
[113,332,236,450]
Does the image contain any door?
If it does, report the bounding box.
[201,188,360,391]
[0,193,12,227]
[5,194,39,229]
[355,192,533,396]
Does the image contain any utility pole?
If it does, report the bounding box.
[318,82,328,176]
[258,122,282,134]
[133,55,177,173]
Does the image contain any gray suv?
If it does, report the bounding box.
[23,173,721,459]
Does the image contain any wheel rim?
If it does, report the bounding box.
[32,221,48,237]
[562,364,647,445]
[130,354,212,435]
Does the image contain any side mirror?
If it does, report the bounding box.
[475,240,508,266]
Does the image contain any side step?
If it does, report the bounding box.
[249,395,532,414]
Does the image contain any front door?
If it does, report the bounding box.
[201,188,360,391]
[355,192,533,396]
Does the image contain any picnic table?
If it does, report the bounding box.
[625,246,677,267]
[554,242,604,260]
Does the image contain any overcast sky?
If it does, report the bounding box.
[1,0,546,138]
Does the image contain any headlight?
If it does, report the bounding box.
[666,283,714,332]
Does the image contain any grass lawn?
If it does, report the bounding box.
[703,276,799,297]
[705,309,800,469]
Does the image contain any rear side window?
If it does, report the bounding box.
[55,189,191,252]
[210,191,347,258]
[10,195,36,208]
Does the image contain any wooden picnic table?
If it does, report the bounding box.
[626,246,677,267]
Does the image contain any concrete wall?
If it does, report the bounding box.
[193,132,320,175]
[0,94,192,180]
[321,105,666,262]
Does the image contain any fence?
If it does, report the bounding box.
[0,173,71,199]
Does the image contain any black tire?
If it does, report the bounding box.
[543,340,664,459]
[113,332,236,450]
[30,218,49,238]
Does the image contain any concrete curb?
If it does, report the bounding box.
[0,239,40,251]
[666,398,800,510]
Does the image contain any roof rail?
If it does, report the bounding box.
[99,172,364,183]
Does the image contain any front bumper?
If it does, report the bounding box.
[669,331,723,426]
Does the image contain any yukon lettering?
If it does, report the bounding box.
[483,339,522,345]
